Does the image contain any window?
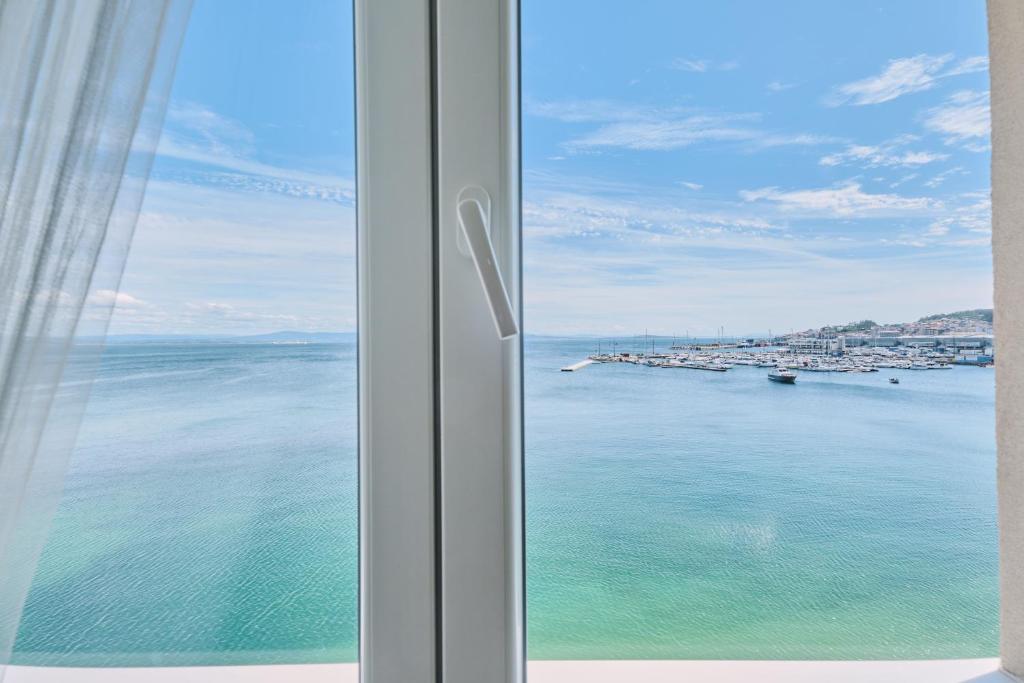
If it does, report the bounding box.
[521,0,998,672]
[6,1,1024,681]
[11,0,359,674]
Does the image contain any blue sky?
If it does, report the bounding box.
[104,0,992,336]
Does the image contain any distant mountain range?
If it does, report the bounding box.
[101,313,993,344]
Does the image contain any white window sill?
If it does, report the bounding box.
[531,659,1012,682]
[4,658,1015,682]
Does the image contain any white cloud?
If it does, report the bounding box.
[766,80,798,93]
[923,166,967,188]
[186,301,235,315]
[740,182,937,217]
[524,99,660,123]
[887,189,990,246]
[757,133,839,148]
[945,55,989,77]
[923,90,991,147]
[183,301,302,326]
[29,289,74,306]
[825,54,988,107]
[107,178,356,335]
[904,190,990,245]
[530,99,836,153]
[819,139,948,169]
[523,183,781,244]
[947,237,991,247]
[515,171,992,335]
[165,102,255,154]
[157,102,355,203]
[826,54,953,106]
[899,151,949,165]
[673,58,708,73]
[890,173,919,189]
[671,58,738,73]
[88,289,147,308]
[522,206,991,335]
[158,136,355,200]
[567,114,756,151]
[193,171,354,205]
[953,191,992,234]
[679,181,703,191]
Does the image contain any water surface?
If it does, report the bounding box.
[12,338,998,664]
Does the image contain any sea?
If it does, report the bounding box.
[11,336,998,665]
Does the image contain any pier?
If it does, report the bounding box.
[561,359,595,372]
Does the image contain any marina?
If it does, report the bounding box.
[572,343,992,378]
[570,311,995,379]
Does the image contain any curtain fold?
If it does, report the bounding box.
[0,0,191,674]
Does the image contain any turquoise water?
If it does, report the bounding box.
[13,342,359,666]
[525,337,997,660]
[12,338,998,664]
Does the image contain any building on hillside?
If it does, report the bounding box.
[898,334,993,350]
[842,329,901,347]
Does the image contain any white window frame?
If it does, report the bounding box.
[356,0,1024,681]
[356,0,522,681]
[434,0,523,681]
[355,0,440,680]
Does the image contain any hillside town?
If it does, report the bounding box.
[782,309,993,364]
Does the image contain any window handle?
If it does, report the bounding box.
[456,187,519,339]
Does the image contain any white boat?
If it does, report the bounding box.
[682,361,729,372]
[768,367,797,384]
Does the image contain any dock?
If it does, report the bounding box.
[561,359,595,372]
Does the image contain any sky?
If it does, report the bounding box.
[104,0,992,337]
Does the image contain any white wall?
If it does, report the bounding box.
[989,0,1024,676]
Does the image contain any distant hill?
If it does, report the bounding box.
[918,309,993,324]
[824,320,878,333]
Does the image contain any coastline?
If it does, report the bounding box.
[3,659,1008,682]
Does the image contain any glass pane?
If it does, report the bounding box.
[523,0,996,669]
[12,0,358,675]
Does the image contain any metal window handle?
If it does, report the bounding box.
[456,187,519,339]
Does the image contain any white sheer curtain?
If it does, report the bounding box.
[0,0,191,675]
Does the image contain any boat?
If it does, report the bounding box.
[768,367,797,384]
[682,361,729,372]
[889,377,899,384]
